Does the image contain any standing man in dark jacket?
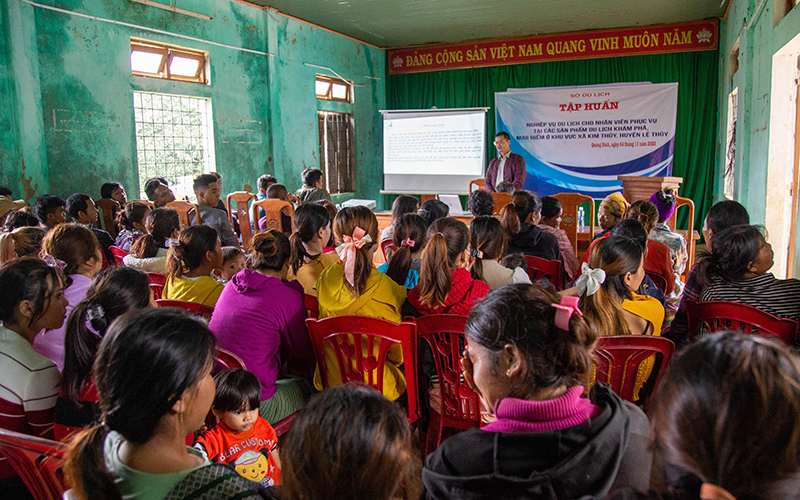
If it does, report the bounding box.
[485,132,527,192]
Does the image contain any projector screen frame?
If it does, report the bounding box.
[379,107,490,196]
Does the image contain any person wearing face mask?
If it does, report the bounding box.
[485,132,526,193]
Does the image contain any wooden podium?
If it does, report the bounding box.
[617,175,683,203]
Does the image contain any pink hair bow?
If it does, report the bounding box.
[42,254,68,272]
[335,227,372,287]
[552,295,582,331]
[400,238,415,247]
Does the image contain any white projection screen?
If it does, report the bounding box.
[381,108,487,195]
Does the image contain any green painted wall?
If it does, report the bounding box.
[0,0,386,206]
[717,0,800,274]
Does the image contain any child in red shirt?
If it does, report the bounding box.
[194,369,281,487]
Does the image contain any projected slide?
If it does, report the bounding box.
[381,108,487,194]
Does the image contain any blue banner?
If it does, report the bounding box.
[495,83,678,198]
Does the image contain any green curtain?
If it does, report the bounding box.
[388,50,719,230]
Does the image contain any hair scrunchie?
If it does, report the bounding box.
[335,227,372,287]
[575,262,606,297]
[42,253,68,272]
[400,238,415,247]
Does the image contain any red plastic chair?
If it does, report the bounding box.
[272,413,296,437]
[156,299,214,320]
[0,428,67,500]
[305,315,421,424]
[381,239,397,261]
[304,294,320,319]
[685,300,799,346]
[147,272,167,300]
[214,347,246,373]
[109,246,128,266]
[524,255,564,291]
[645,270,668,294]
[414,315,479,455]
[593,336,675,404]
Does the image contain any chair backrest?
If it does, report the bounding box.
[165,200,201,229]
[95,198,119,238]
[0,428,67,500]
[126,199,155,210]
[645,270,668,294]
[593,336,675,404]
[468,178,485,194]
[304,294,320,319]
[156,299,214,320]
[226,192,256,250]
[685,300,799,346]
[553,192,595,253]
[524,255,564,291]
[109,246,128,266]
[147,272,167,300]
[489,191,512,215]
[380,239,397,261]
[252,199,294,234]
[305,315,420,423]
[414,315,480,427]
[214,347,246,373]
[667,196,696,278]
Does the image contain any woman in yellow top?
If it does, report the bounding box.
[286,203,340,296]
[164,225,225,307]
[576,235,664,400]
[314,206,408,400]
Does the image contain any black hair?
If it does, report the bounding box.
[390,195,419,226]
[706,200,750,234]
[33,194,66,224]
[66,193,93,221]
[130,207,180,259]
[469,216,507,283]
[64,308,216,500]
[4,210,40,231]
[495,181,516,194]
[61,267,151,403]
[418,199,449,226]
[289,203,331,274]
[0,186,12,197]
[212,369,261,413]
[301,168,323,188]
[116,202,149,232]
[192,174,218,193]
[0,257,62,328]
[466,284,597,398]
[540,196,563,219]
[500,253,529,274]
[100,183,122,200]
[500,190,542,237]
[257,174,277,192]
[697,225,766,287]
[266,183,289,200]
[467,190,493,217]
[386,214,428,287]
[221,246,244,263]
[610,218,648,251]
[165,225,219,280]
[495,131,510,141]
[144,177,169,201]
[248,229,291,272]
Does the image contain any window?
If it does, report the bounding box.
[724,87,738,200]
[133,92,216,199]
[318,111,355,194]
[315,74,352,103]
[130,38,208,84]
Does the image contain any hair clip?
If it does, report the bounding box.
[41,254,68,271]
[400,238,415,247]
[552,296,582,330]
[86,305,105,322]
[167,238,181,247]
[470,248,484,258]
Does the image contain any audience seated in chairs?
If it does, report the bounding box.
[122,207,180,274]
[500,190,561,261]
[163,225,225,308]
[113,201,151,252]
[286,203,339,296]
[143,176,175,208]
[537,196,580,281]
[468,216,530,290]
[190,174,240,248]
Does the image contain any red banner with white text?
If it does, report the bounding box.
[388,20,718,75]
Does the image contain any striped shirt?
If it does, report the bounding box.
[0,325,59,480]
[701,273,800,321]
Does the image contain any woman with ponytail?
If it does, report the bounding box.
[286,203,339,296]
[500,190,561,261]
[423,285,652,499]
[55,267,153,441]
[209,230,315,423]
[378,213,428,288]
[63,308,270,500]
[406,217,490,316]
[113,202,151,252]
[381,195,419,260]
[468,216,530,291]
[315,206,408,400]
[123,207,180,273]
[163,225,224,307]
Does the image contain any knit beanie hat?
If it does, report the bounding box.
[600,192,628,219]
[649,189,677,221]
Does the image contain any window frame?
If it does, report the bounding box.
[131,38,209,85]
[315,74,353,103]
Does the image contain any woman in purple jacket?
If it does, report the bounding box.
[209,229,315,424]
